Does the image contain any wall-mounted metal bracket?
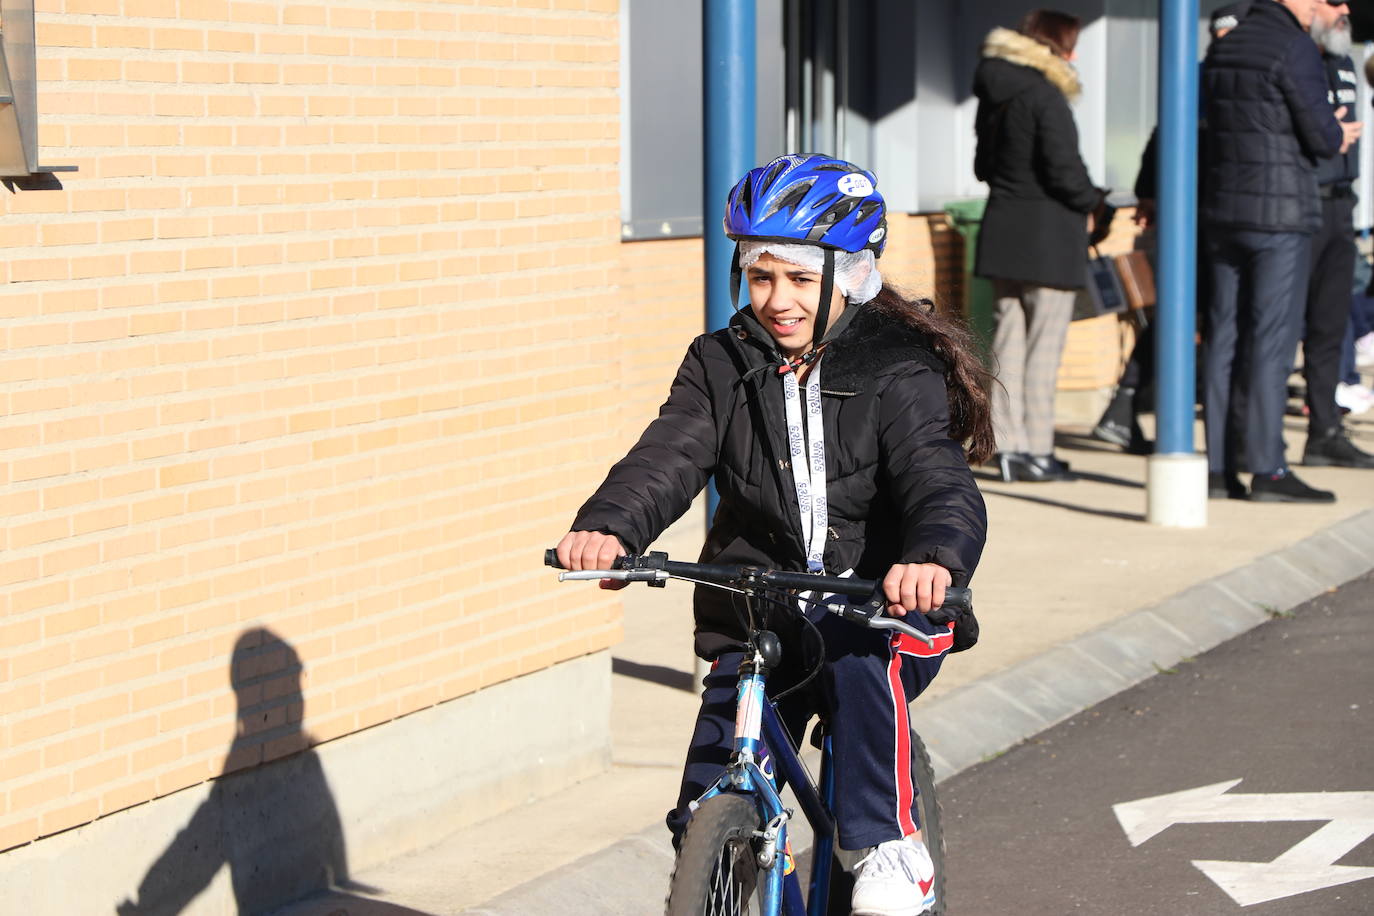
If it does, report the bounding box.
[0,1,77,177]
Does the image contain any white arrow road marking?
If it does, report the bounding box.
[1113,779,1374,906]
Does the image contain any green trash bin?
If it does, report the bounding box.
[942,198,995,356]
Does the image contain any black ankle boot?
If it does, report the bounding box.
[1027,454,1075,481]
[993,452,1025,482]
[994,452,1072,482]
[1092,387,1136,447]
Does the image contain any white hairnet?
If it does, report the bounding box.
[737,241,883,305]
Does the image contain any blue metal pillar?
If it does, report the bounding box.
[703,0,755,520]
[1146,0,1207,527]
[1154,0,1198,455]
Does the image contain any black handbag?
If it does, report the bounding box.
[1075,245,1128,320]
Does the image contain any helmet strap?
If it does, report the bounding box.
[811,248,836,352]
[729,242,743,310]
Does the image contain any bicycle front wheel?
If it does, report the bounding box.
[665,793,768,916]
[910,727,947,915]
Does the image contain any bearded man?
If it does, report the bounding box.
[1297,0,1374,468]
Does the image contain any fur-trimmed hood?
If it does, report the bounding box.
[980,26,1080,100]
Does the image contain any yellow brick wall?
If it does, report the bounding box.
[1,1,622,852]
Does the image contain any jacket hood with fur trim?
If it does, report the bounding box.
[979,26,1081,101]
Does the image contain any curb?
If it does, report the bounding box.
[459,509,1374,915]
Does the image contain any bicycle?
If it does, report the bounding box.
[545,549,971,916]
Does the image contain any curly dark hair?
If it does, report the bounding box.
[865,284,996,465]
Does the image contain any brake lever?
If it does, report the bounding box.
[557,569,667,583]
[829,593,939,647]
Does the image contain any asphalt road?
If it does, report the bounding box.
[939,570,1374,916]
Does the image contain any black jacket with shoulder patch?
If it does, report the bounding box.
[570,303,988,659]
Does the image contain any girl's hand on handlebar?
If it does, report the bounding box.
[882,563,951,616]
[555,530,629,590]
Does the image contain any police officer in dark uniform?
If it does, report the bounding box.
[1300,0,1374,468]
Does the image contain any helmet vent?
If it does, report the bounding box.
[854,201,882,224]
[759,178,816,222]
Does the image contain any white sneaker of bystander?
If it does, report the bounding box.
[1355,331,1374,369]
[1335,381,1374,415]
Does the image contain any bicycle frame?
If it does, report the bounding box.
[546,549,966,915]
[690,642,841,916]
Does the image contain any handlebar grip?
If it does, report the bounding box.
[940,586,971,614]
[545,549,631,572]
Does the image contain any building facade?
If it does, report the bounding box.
[0,1,1279,912]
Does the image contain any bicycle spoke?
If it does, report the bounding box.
[705,838,749,916]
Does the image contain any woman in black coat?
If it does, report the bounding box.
[973,9,1105,482]
[555,154,992,913]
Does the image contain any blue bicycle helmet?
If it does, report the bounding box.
[724,155,887,365]
[724,154,887,255]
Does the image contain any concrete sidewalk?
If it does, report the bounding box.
[274,410,1374,916]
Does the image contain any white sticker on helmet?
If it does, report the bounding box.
[836,174,874,197]
[868,226,886,244]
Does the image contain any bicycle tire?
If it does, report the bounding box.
[910,727,947,916]
[665,793,768,916]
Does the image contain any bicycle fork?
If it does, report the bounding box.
[692,644,838,914]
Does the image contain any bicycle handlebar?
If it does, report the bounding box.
[544,549,971,645]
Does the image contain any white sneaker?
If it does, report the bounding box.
[1336,382,1374,416]
[851,836,936,916]
[1355,331,1374,369]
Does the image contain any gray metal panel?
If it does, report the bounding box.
[907,0,960,213]
[622,0,784,241]
[1104,0,1158,193]
[622,0,704,240]
[755,0,786,163]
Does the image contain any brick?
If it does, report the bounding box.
[152,28,204,51]
[41,543,100,578]
[72,756,127,798]
[10,516,71,550]
[10,772,71,813]
[11,707,73,746]
[131,737,184,774]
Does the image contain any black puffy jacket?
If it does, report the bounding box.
[972,28,1103,290]
[571,301,988,659]
[1201,0,1342,233]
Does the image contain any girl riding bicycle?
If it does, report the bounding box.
[556,154,992,916]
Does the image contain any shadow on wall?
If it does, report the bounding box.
[113,628,431,916]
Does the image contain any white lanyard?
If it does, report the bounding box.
[781,364,827,574]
